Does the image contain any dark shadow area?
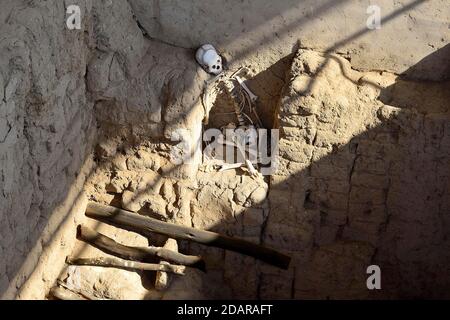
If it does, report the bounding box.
[261,43,450,299]
[379,44,450,113]
[400,43,450,81]
[206,54,294,130]
[247,55,294,129]
[275,110,449,298]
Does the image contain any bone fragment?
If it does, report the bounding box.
[235,76,258,102]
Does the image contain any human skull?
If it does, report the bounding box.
[195,44,223,75]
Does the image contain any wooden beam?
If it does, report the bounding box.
[76,225,205,270]
[66,256,186,275]
[85,202,291,269]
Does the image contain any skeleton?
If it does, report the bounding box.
[195,44,223,75]
[200,66,262,177]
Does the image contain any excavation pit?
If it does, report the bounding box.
[1,1,449,300]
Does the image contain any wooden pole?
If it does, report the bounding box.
[66,256,186,275]
[76,225,205,270]
[85,202,291,269]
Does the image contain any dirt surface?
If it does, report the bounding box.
[0,0,96,299]
[129,0,450,80]
[0,0,449,299]
[58,47,449,299]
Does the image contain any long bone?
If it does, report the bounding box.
[234,76,258,102]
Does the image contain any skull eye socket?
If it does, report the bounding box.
[212,65,216,69]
